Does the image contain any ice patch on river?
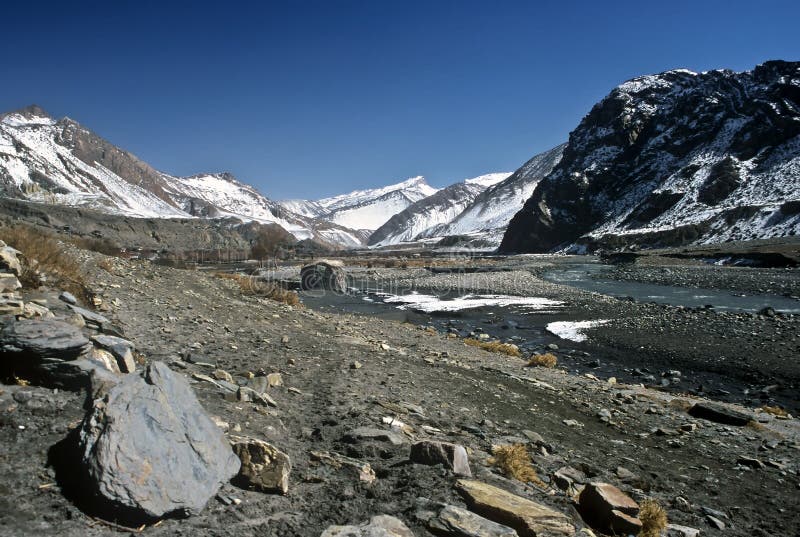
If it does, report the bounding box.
[382,292,564,313]
[546,320,610,342]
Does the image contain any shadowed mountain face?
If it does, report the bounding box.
[500,60,800,253]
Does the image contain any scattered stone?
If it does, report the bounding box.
[67,304,110,327]
[705,515,725,530]
[343,427,407,446]
[212,368,234,383]
[350,360,363,370]
[90,334,136,373]
[266,372,283,386]
[410,440,471,476]
[59,291,78,305]
[76,362,241,522]
[229,435,291,494]
[667,524,701,537]
[21,301,53,319]
[553,466,587,492]
[310,450,376,484]
[578,482,640,535]
[688,402,753,426]
[237,386,278,407]
[321,515,414,537]
[0,273,21,292]
[0,245,23,276]
[415,499,517,537]
[736,456,765,469]
[563,419,583,428]
[0,298,24,315]
[455,479,575,536]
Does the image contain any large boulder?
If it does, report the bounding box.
[77,362,240,523]
[301,260,347,293]
[0,244,23,276]
[577,482,641,534]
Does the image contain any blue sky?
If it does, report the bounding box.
[2,1,798,199]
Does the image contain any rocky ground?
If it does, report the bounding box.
[1,250,799,536]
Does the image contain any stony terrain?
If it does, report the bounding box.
[2,245,799,536]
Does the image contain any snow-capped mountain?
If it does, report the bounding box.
[0,106,366,248]
[367,172,511,246]
[416,146,565,246]
[281,176,439,231]
[501,60,800,253]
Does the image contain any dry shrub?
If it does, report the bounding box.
[214,272,301,306]
[1,225,87,299]
[489,444,545,487]
[464,338,521,357]
[527,352,558,368]
[638,499,668,537]
[760,405,791,418]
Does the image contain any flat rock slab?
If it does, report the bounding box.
[418,500,517,537]
[321,515,415,537]
[77,362,240,523]
[67,304,110,325]
[410,440,471,476]
[688,402,753,426]
[456,479,575,537]
[0,318,91,362]
[229,435,291,494]
[343,427,407,446]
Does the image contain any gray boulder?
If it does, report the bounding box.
[321,515,414,537]
[0,245,22,276]
[301,260,347,293]
[77,362,240,522]
[91,334,136,373]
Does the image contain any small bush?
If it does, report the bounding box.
[527,352,558,368]
[638,499,668,537]
[1,225,87,299]
[760,405,791,418]
[464,338,521,357]
[489,444,545,487]
[214,272,301,306]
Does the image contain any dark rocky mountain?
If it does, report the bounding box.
[500,60,800,253]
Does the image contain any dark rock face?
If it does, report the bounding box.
[76,362,240,523]
[500,60,800,253]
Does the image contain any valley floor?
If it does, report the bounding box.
[1,252,799,536]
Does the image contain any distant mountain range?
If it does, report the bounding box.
[1,60,797,253]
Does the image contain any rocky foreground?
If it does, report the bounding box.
[1,247,799,537]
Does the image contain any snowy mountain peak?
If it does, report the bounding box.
[464,172,512,188]
[1,105,56,127]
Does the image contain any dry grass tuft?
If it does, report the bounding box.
[638,499,668,537]
[214,272,301,306]
[489,444,546,487]
[1,225,87,299]
[527,352,558,368]
[464,338,521,357]
[760,405,791,418]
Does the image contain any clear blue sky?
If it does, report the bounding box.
[2,1,798,199]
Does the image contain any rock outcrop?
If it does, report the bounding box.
[501,61,800,253]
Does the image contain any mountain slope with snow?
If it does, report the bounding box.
[415,145,565,246]
[501,60,800,253]
[0,106,367,248]
[367,172,510,246]
[281,176,439,231]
